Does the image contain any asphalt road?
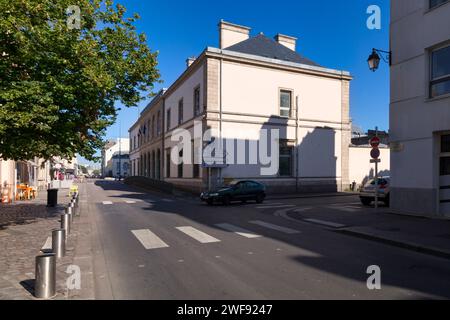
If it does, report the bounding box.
[86,180,450,299]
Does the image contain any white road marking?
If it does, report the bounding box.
[255,205,296,209]
[125,201,136,204]
[102,201,113,205]
[335,207,358,212]
[41,236,52,251]
[131,229,169,249]
[215,223,262,238]
[249,220,300,234]
[302,218,346,228]
[176,226,221,243]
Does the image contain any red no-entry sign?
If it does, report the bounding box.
[369,136,381,148]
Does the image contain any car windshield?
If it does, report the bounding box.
[369,178,389,185]
[225,181,240,187]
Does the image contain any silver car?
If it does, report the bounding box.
[360,176,390,206]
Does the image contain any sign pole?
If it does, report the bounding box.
[374,127,379,210]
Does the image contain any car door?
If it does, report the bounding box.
[232,182,245,200]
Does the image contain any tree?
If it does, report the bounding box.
[0,0,160,161]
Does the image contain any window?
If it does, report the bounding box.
[430,0,449,9]
[442,134,450,153]
[166,109,171,131]
[430,45,450,98]
[157,111,161,136]
[192,140,200,178]
[279,144,293,176]
[152,115,156,138]
[441,157,450,176]
[178,99,184,125]
[178,150,183,178]
[166,150,171,178]
[133,136,136,149]
[279,90,292,117]
[194,87,201,116]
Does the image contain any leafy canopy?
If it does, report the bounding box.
[0,0,160,161]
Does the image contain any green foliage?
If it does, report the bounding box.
[0,0,160,161]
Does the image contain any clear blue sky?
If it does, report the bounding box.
[79,0,390,165]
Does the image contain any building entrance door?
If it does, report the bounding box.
[439,134,450,216]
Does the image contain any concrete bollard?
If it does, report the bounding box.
[35,253,56,299]
[52,229,66,258]
[61,214,70,238]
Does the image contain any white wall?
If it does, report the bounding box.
[221,61,343,123]
[349,146,390,188]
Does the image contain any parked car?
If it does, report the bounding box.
[200,180,266,205]
[360,176,390,206]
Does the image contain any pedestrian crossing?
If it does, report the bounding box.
[130,220,300,250]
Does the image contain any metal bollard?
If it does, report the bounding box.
[65,206,73,222]
[35,253,56,299]
[61,214,70,238]
[52,229,66,258]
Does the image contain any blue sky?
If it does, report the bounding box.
[79,0,390,165]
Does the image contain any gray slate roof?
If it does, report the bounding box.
[224,34,321,67]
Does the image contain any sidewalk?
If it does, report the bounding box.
[0,185,94,299]
[266,192,359,200]
[287,205,450,259]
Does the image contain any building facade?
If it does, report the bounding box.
[390,0,450,217]
[101,138,130,177]
[130,20,352,193]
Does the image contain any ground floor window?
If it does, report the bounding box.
[166,151,171,178]
[279,143,293,177]
[178,150,183,178]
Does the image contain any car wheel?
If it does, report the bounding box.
[222,196,231,206]
[360,197,372,206]
[256,194,264,204]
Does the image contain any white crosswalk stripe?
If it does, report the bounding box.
[215,223,262,238]
[302,219,346,228]
[131,229,169,249]
[102,201,113,205]
[125,201,136,204]
[176,226,221,243]
[249,220,300,234]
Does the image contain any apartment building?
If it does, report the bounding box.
[390,0,450,217]
[101,138,130,177]
[130,20,352,193]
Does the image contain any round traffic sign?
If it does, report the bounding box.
[370,137,381,148]
[370,148,380,159]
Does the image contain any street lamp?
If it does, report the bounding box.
[367,48,391,72]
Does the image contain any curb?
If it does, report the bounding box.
[337,228,450,260]
[267,192,358,200]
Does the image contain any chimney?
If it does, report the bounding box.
[274,33,297,51]
[186,56,196,68]
[218,20,251,49]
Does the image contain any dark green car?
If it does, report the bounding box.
[200,180,266,206]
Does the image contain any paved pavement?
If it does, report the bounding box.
[0,185,95,300]
[86,180,450,299]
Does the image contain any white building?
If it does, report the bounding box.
[130,20,354,194]
[390,0,450,217]
[101,138,130,177]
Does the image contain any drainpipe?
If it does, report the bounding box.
[162,96,166,182]
[219,57,223,187]
[295,95,299,193]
